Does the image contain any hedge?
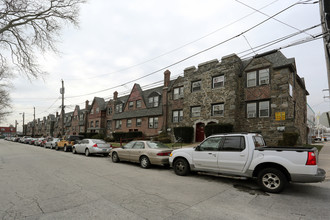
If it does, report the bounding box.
[112,131,143,142]
[173,127,194,143]
[204,123,233,137]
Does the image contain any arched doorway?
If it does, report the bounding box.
[196,122,205,142]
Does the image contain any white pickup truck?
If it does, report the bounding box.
[169,133,326,193]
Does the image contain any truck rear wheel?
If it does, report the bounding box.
[257,168,287,193]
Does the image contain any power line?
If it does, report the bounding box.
[65,1,302,99]
[64,0,280,81]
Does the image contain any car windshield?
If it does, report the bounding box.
[147,141,169,149]
[91,139,106,144]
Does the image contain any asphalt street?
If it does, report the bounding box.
[0,139,329,220]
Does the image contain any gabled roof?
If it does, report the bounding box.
[93,97,107,110]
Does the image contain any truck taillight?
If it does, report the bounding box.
[93,144,98,148]
[306,152,316,165]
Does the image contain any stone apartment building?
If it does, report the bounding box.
[26,50,308,145]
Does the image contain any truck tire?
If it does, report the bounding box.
[257,168,287,193]
[173,158,190,176]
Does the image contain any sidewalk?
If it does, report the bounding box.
[318,141,330,180]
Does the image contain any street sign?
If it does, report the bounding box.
[275,112,285,121]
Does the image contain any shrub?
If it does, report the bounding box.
[104,137,114,142]
[91,133,105,139]
[204,123,234,137]
[173,127,193,143]
[157,131,172,143]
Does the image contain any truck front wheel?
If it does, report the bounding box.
[173,158,190,176]
[257,168,287,193]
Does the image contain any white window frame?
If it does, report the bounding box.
[259,101,270,118]
[95,120,99,128]
[136,100,142,108]
[247,71,257,87]
[173,87,184,100]
[191,80,201,92]
[148,117,158,128]
[259,69,270,85]
[212,103,224,116]
[136,118,142,127]
[115,120,122,129]
[212,75,225,88]
[247,103,257,118]
[191,106,201,117]
[149,96,159,107]
[116,104,123,113]
[173,110,183,123]
[289,83,293,97]
[127,119,132,127]
[128,101,134,109]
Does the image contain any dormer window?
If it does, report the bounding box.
[149,96,159,107]
[115,103,123,113]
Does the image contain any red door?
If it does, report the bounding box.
[196,123,205,142]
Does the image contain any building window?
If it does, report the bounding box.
[90,109,94,114]
[191,80,201,92]
[148,117,158,128]
[247,68,269,87]
[96,107,100,113]
[173,87,184,100]
[247,71,257,87]
[136,100,142,108]
[173,110,183,123]
[212,75,225,88]
[116,104,123,113]
[95,120,99,128]
[212,103,224,116]
[127,119,132,127]
[128,101,134,109]
[107,120,112,130]
[289,83,293,97]
[115,120,122,129]
[259,101,270,117]
[136,118,142,127]
[149,96,159,107]
[247,101,270,118]
[90,121,94,128]
[191,106,201,117]
[107,107,112,115]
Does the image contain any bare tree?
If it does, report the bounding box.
[0,67,11,121]
[0,0,86,78]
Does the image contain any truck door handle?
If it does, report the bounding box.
[240,154,245,157]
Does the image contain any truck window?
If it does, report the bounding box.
[253,136,265,147]
[199,137,223,151]
[221,136,245,151]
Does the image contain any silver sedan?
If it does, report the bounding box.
[111,141,172,168]
[72,139,112,157]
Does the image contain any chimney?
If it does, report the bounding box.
[114,91,118,100]
[164,70,171,87]
[85,100,89,109]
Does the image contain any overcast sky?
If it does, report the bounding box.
[3,0,329,131]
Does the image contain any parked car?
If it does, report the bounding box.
[44,138,60,149]
[72,139,112,157]
[23,137,32,144]
[110,141,172,168]
[169,133,326,193]
[56,135,84,152]
[34,138,45,146]
[28,138,37,145]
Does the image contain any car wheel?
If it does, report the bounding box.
[173,158,190,176]
[85,149,90,157]
[257,168,287,193]
[140,156,151,169]
[112,152,120,163]
[72,147,77,154]
[63,145,67,152]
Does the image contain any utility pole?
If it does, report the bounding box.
[60,79,65,136]
[21,112,25,135]
[320,0,330,97]
[15,120,17,135]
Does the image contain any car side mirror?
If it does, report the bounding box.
[195,145,200,151]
